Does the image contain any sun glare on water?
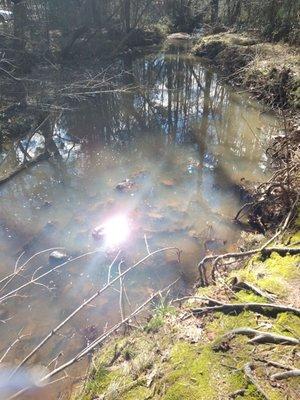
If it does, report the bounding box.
[102,214,130,248]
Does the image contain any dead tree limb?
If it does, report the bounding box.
[0,249,105,304]
[9,247,179,378]
[7,280,178,400]
[0,152,49,185]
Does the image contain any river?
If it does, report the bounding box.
[0,44,278,399]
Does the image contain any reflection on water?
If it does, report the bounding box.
[0,48,277,398]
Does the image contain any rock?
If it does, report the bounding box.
[42,200,52,208]
[115,179,135,192]
[147,211,166,223]
[92,225,105,241]
[49,250,68,264]
[167,32,191,40]
[160,179,175,187]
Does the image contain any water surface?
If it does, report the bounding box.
[0,48,277,398]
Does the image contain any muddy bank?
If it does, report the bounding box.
[72,226,300,400]
[192,32,300,110]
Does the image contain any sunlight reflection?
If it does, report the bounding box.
[102,214,130,248]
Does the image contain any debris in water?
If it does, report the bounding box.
[49,250,68,264]
[115,179,135,192]
[161,179,175,187]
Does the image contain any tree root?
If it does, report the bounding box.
[192,300,300,317]
[244,363,270,400]
[197,197,298,286]
[222,327,299,345]
[231,278,276,301]
[271,369,300,380]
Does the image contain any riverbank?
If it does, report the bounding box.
[72,225,300,400]
[192,32,300,110]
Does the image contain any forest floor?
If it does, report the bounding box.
[70,33,300,400]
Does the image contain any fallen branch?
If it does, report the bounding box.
[222,327,299,345]
[8,280,178,400]
[0,247,64,293]
[0,152,49,185]
[10,246,179,378]
[271,369,300,380]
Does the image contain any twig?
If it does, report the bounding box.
[0,249,104,304]
[144,234,151,255]
[118,261,125,323]
[107,251,121,284]
[0,329,28,363]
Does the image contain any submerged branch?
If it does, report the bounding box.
[8,279,179,400]
[10,247,180,378]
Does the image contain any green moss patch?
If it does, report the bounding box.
[232,251,300,298]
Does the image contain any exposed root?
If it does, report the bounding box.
[192,300,300,317]
[244,363,270,400]
[271,369,300,380]
[197,197,298,286]
[231,278,276,301]
[235,116,300,233]
[221,327,299,346]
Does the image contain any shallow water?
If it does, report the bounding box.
[0,48,277,398]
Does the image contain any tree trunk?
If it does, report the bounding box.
[210,0,219,24]
[13,0,27,51]
[123,0,131,33]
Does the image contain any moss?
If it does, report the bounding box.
[207,311,257,337]
[264,252,299,279]
[80,366,121,400]
[144,303,176,333]
[234,290,267,304]
[75,229,300,400]
[162,340,261,400]
[274,312,300,338]
[232,252,300,298]
[290,230,300,244]
[122,385,151,400]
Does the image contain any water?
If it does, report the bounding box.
[0,48,277,398]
